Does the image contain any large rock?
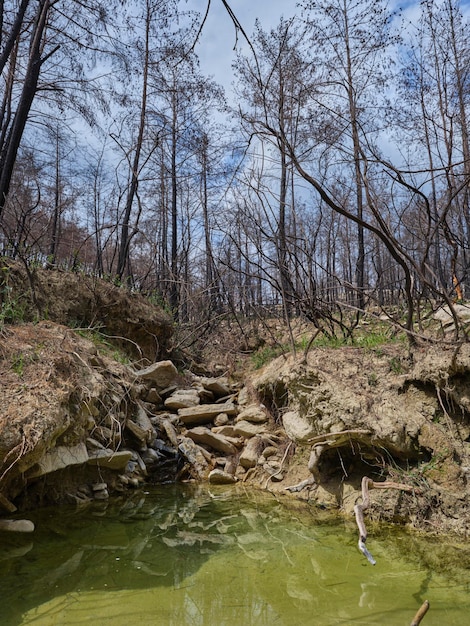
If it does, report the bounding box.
[186,427,237,455]
[134,361,178,389]
[27,443,89,478]
[282,410,316,442]
[87,449,133,470]
[178,402,238,426]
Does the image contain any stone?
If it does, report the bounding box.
[186,427,237,455]
[92,482,107,491]
[233,420,266,438]
[27,442,89,478]
[239,435,264,469]
[0,519,35,533]
[212,425,236,437]
[282,410,316,442]
[263,446,278,458]
[133,404,155,433]
[178,437,209,479]
[125,419,152,445]
[237,387,250,406]
[87,449,133,470]
[146,388,162,404]
[214,412,229,426]
[178,402,238,426]
[235,404,268,424]
[208,469,238,485]
[164,389,200,410]
[93,489,109,500]
[134,360,178,389]
[199,376,231,398]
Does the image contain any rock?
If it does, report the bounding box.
[233,420,266,438]
[134,404,155,432]
[199,376,231,397]
[178,402,238,426]
[282,410,316,442]
[141,448,161,466]
[27,443,89,478]
[93,489,109,500]
[159,418,179,447]
[0,519,35,533]
[125,419,153,445]
[87,449,133,470]
[263,446,278,458]
[237,386,250,406]
[178,437,209,479]
[164,389,200,410]
[235,404,268,424]
[186,427,237,455]
[214,412,229,426]
[212,425,236,437]
[239,435,265,468]
[134,361,178,389]
[208,469,238,484]
[92,482,107,491]
[0,493,17,513]
[146,388,162,404]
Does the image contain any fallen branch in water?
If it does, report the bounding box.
[410,600,430,625]
[354,476,422,565]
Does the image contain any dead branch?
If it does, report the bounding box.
[410,600,430,626]
[354,476,423,565]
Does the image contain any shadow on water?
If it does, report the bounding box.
[0,484,469,626]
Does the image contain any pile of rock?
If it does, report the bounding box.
[115,360,286,489]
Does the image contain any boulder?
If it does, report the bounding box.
[27,443,89,478]
[134,360,178,389]
[178,402,238,426]
[186,426,237,455]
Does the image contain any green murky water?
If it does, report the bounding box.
[0,485,469,625]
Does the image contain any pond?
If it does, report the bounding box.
[0,484,469,625]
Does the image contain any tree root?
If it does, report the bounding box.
[354,476,423,565]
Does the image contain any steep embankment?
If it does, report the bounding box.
[1,261,470,536]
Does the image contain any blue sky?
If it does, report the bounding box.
[196,0,295,92]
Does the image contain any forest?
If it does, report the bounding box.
[1,0,469,345]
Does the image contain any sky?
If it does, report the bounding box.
[196,0,295,94]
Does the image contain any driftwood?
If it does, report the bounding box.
[354,476,422,565]
[410,600,430,625]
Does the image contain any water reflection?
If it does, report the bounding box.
[0,485,469,625]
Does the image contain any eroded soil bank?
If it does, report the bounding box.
[0,262,469,537]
